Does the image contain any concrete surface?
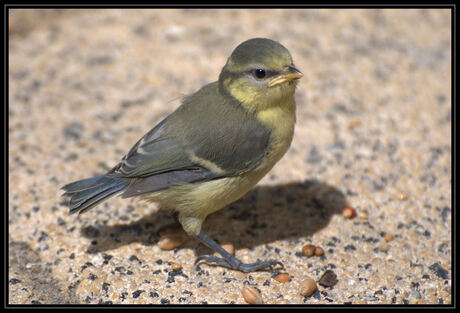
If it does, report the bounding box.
[8,8,451,304]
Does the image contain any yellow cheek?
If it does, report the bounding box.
[226,77,297,113]
[226,79,259,110]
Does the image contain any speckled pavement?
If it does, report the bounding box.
[8,9,451,305]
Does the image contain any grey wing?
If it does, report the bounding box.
[107,118,217,197]
[108,118,194,178]
[106,83,272,198]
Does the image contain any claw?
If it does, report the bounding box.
[195,254,232,268]
[238,259,284,272]
[195,231,284,272]
[196,254,283,272]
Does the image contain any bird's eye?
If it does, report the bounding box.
[254,69,266,79]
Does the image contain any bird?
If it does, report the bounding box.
[62,37,302,272]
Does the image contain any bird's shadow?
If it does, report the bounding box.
[80,179,347,257]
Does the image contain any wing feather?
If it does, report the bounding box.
[106,82,271,198]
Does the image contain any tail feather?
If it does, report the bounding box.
[62,175,109,195]
[61,175,128,215]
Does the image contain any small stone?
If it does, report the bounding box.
[242,286,263,304]
[132,290,144,299]
[166,24,185,40]
[342,206,356,219]
[9,278,21,285]
[299,278,317,297]
[429,262,449,280]
[348,119,361,128]
[362,295,379,301]
[171,263,182,271]
[302,244,316,257]
[318,270,338,287]
[157,234,184,251]
[91,255,104,267]
[275,273,291,283]
[384,233,394,242]
[411,290,421,299]
[396,193,408,201]
[358,211,368,220]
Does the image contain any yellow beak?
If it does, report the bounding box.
[268,66,303,87]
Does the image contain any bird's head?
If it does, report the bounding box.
[219,38,302,111]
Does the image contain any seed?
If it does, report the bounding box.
[384,233,394,242]
[242,286,263,304]
[302,244,316,257]
[215,242,235,257]
[171,263,182,271]
[299,278,317,297]
[358,211,368,220]
[314,246,324,256]
[157,234,184,251]
[275,273,291,283]
[396,193,408,201]
[342,206,356,219]
[222,242,235,255]
[348,119,361,128]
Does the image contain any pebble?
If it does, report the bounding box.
[348,119,361,128]
[299,278,317,297]
[396,193,408,201]
[242,286,263,304]
[411,290,421,299]
[91,255,104,267]
[318,270,338,287]
[357,211,368,220]
[166,24,185,40]
[157,234,184,251]
[342,206,356,219]
[362,295,379,301]
[384,233,394,242]
[275,273,291,283]
[171,263,182,271]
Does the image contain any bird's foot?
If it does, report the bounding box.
[194,231,283,272]
[195,254,283,272]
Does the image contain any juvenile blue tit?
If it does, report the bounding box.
[62,38,302,272]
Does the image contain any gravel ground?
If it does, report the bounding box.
[8,8,451,305]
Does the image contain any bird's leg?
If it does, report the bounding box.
[194,231,283,272]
